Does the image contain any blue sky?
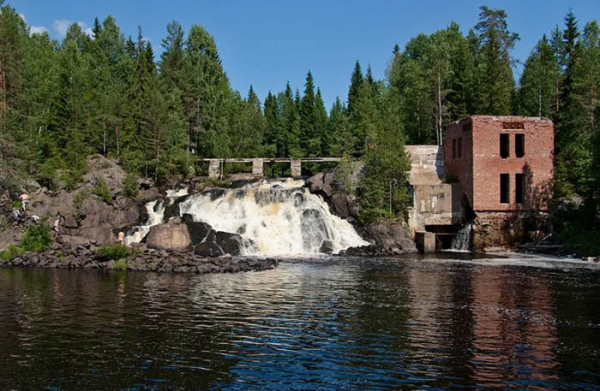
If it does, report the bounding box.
[12,0,600,109]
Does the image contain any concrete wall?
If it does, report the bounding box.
[406,145,445,186]
[406,146,463,235]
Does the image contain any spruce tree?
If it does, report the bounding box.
[474,6,519,115]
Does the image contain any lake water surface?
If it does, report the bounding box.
[1,254,600,390]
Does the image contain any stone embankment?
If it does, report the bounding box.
[2,243,278,274]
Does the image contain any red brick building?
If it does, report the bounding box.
[444,116,554,250]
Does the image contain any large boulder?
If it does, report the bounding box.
[306,172,336,198]
[365,223,417,253]
[146,218,192,251]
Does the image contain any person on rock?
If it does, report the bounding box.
[52,214,62,237]
[18,193,30,212]
[117,231,125,245]
[11,208,21,226]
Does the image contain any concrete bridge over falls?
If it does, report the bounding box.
[202,157,342,179]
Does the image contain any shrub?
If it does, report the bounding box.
[93,176,112,204]
[123,173,139,198]
[0,245,24,262]
[73,189,90,209]
[21,224,53,252]
[96,244,132,261]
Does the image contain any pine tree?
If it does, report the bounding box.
[315,88,329,156]
[474,6,519,115]
[517,35,560,118]
[299,70,317,155]
[347,61,363,115]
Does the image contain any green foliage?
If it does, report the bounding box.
[21,224,53,252]
[336,153,357,195]
[557,222,600,256]
[92,176,112,204]
[96,244,132,261]
[73,188,90,209]
[0,245,24,262]
[123,173,139,198]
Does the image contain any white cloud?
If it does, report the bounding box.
[30,25,48,34]
[53,19,94,38]
[19,13,48,35]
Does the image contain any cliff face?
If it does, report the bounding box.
[1,154,159,251]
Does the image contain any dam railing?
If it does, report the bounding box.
[201,157,342,179]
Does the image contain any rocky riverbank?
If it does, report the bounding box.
[1,242,278,274]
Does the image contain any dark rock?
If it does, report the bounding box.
[319,240,334,254]
[215,231,244,256]
[365,223,417,253]
[181,214,213,245]
[194,241,225,257]
[163,202,180,222]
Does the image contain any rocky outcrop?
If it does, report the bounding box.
[146,218,192,251]
[306,171,360,220]
[307,171,418,256]
[1,243,278,274]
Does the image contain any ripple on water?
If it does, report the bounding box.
[0,255,599,390]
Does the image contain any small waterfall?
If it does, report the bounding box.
[179,179,369,256]
[124,187,188,245]
[127,179,369,256]
[450,223,472,252]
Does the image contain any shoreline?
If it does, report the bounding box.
[1,244,279,274]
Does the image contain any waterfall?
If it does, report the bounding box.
[179,179,369,256]
[450,223,472,252]
[124,187,188,245]
[126,179,369,256]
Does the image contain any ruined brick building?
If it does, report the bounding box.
[408,115,554,252]
[445,115,554,250]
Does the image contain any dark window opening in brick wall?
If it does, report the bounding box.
[500,134,510,159]
[500,174,510,204]
[515,134,525,157]
[458,138,462,158]
[515,173,524,204]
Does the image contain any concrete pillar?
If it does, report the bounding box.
[423,232,436,253]
[208,159,220,179]
[416,231,437,253]
[291,159,301,178]
[252,158,264,178]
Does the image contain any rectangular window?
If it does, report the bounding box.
[515,174,524,204]
[458,138,462,158]
[452,139,456,158]
[500,134,510,159]
[500,174,510,204]
[515,134,525,158]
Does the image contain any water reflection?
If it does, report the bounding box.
[0,256,599,390]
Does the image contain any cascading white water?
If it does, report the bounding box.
[124,187,188,245]
[450,223,472,252]
[178,179,368,256]
[125,179,368,256]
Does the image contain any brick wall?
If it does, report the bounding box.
[445,116,553,213]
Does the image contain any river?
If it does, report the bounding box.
[1,253,600,390]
